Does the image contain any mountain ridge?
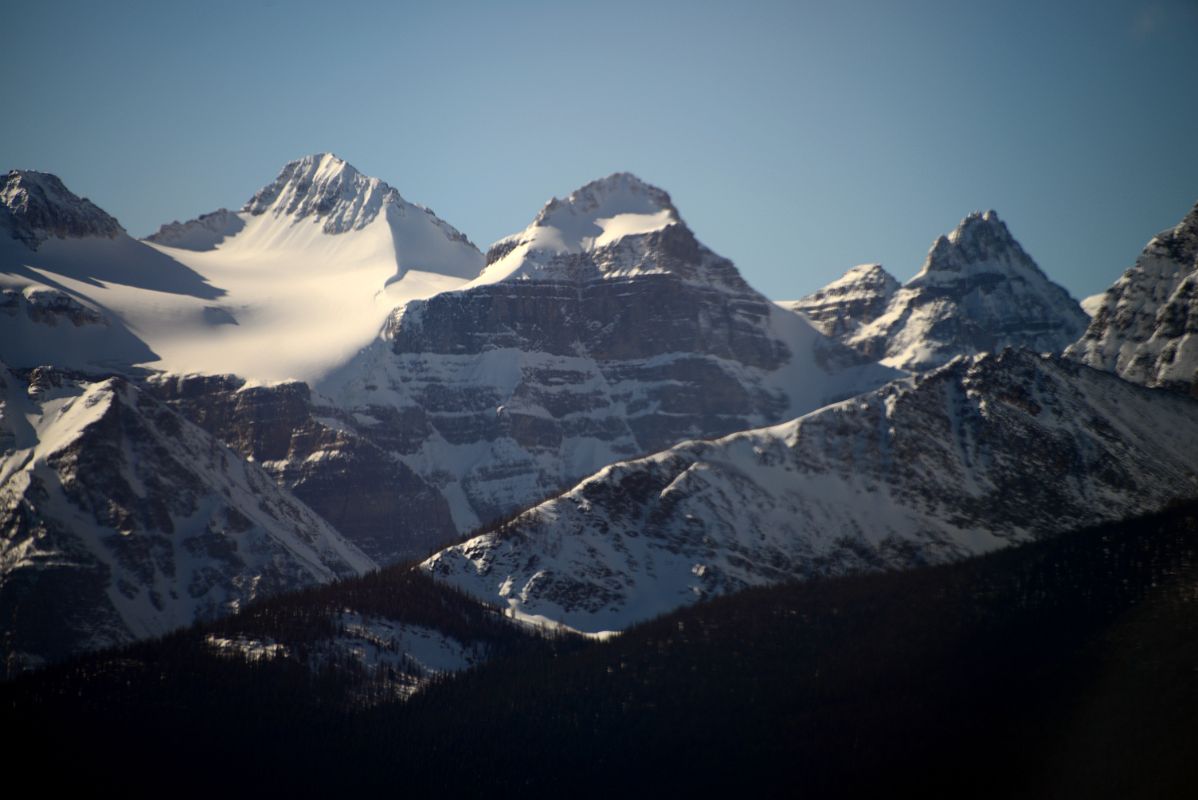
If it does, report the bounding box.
[423,349,1198,633]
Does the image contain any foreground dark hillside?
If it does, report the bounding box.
[5,502,1198,797]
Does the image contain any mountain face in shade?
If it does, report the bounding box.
[0,364,373,673]
[322,173,901,532]
[423,350,1198,633]
[1,170,124,249]
[1066,201,1198,395]
[792,212,1088,371]
[145,373,458,565]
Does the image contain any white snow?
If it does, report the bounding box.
[0,154,483,384]
[471,173,679,286]
[1080,293,1106,318]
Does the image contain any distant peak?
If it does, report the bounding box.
[920,208,1034,277]
[845,263,897,281]
[242,153,402,234]
[534,172,678,227]
[1,169,124,248]
[809,263,899,296]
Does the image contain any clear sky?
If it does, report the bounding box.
[4,0,1196,301]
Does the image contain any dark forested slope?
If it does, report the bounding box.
[5,502,1197,797]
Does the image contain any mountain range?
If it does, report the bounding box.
[2,155,1196,671]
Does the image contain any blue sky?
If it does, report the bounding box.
[4,0,1196,300]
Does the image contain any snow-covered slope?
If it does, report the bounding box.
[0,364,373,672]
[1080,293,1106,318]
[1066,201,1198,395]
[1,155,484,383]
[0,170,222,373]
[423,350,1198,633]
[322,174,901,531]
[796,212,1088,371]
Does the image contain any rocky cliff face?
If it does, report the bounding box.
[0,365,372,674]
[796,212,1088,371]
[147,374,457,564]
[1066,201,1198,395]
[424,350,1198,633]
[1,170,124,249]
[323,174,900,531]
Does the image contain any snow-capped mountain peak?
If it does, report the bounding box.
[819,262,899,293]
[801,209,1091,370]
[475,173,742,289]
[913,209,1042,285]
[242,152,403,235]
[532,171,678,232]
[230,153,482,278]
[1,170,124,248]
[782,264,900,339]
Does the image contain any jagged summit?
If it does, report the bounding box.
[914,209,1044,285]
[232,152,479,258]
[1,170,124,248]
[791,210,1088,371]
[242,152,404,235]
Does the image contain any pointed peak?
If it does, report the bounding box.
[242,153,401,234]
[919,208,1033,278]
[1,169,124,248]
